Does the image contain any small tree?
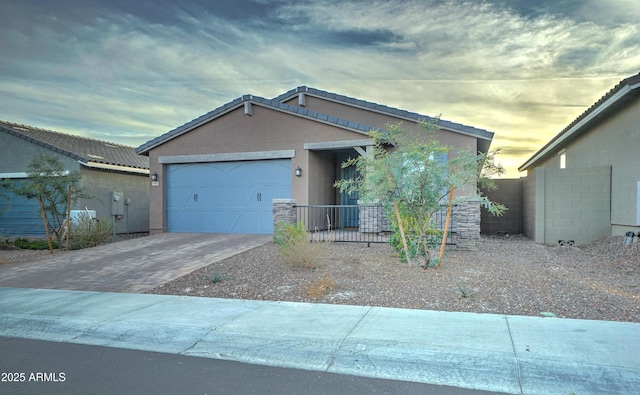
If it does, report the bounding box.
[7,154,88,251]
[335,120,506,268]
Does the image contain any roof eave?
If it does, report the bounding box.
[80,161,150,175]
[519,79,640,172]
[136,97,248,155]
[135,96,378,154]
[276,86,496,143]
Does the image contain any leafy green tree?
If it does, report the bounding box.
[335,120,506,268]
[6,154,88,251]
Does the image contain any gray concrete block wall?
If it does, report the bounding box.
[542,166,611,245]
[481,178,523,235]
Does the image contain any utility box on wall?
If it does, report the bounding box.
[111,191,124,216]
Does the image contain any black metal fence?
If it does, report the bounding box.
[294,204,455,245]
[294,204,387,244]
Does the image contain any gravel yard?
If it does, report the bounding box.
[146,235,640,323]
[2,234,638,322]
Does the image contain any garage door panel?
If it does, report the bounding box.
[168,187,197,208]
[227,209,262,234]
[167,210,201,232]
[166,159,291,234]
[167,164,198,185]
[228,186,254,207]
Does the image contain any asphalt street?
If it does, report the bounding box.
[0,337,508,395]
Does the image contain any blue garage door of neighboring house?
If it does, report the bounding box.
[166,160,291,234]
[0,179,46,237]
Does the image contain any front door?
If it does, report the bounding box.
[339,160,359,228]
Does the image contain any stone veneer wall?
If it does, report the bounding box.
[272,199,297,230]
[273,198,481,250]
[358,201,391,233]
[450,198,481,250]
[357,199,481,250]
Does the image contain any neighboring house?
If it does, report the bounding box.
[0,121,150,237]
[136,86,496,238]
[518,73,640,245]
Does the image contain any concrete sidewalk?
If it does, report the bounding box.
[1,287,638,394]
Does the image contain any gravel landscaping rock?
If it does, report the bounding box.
[146,235,640,322]
[2,234,638,322]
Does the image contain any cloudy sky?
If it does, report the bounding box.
[1,0,638,177]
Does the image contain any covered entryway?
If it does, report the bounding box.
[166,159,291,234]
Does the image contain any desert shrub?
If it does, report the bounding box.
[274,221,331,269]
[209,271,224,284]
[11,238,31,250]
[274,221,307,248]
[11,238,57,250]
[69,213,114,250]
[0,240,16,250]
[303,274,336,298]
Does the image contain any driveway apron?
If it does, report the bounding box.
[0,233,271,293]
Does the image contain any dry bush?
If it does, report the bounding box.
[282,239,328,269]
[274,220,333,270]
[303,274,337,298]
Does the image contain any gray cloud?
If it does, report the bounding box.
[0,0,638,177]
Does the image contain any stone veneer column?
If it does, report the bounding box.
[358,201,384,233]
[273,199,297,232]
[451,198,481,250]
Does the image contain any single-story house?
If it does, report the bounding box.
[518,73,640,245]
[136,86,496,240]
[0,121,150,237]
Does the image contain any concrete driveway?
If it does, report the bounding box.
[0,233,271,293]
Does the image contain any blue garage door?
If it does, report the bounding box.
[166,159,291,234]
[0,180,46,237]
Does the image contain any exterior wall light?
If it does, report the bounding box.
[295,166,302,177]
[151,173,158,182]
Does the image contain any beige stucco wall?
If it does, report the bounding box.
[286,95,480,152]
[79,167,149,233]
[533,97,639,235]
[147,105,372,233]
[308,150,337,206]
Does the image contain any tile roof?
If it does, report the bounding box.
[0,120,149,171]
[519,72,640,171]
[273,86,495,141]
[136,94,379,155]
[137,87,498,155]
